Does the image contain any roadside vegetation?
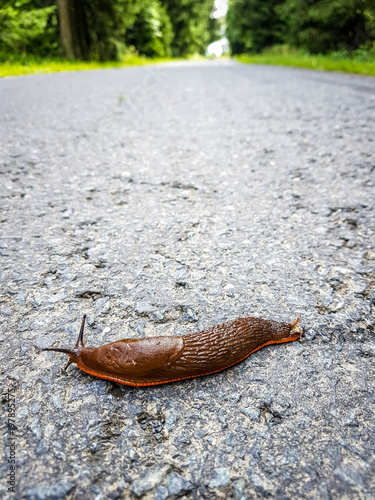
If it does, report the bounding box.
[235,45,375,76]
[0,51,180,78]
[1,0,374,78]
[227,0,375,76]
[0,0,219,77]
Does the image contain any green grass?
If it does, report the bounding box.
[0,52,179,78]
[3,48,374,78]
[235,49,375,76]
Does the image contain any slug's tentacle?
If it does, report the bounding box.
[77,314,86,348]
[44,314,87,370]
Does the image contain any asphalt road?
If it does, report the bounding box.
[1,60,374,499]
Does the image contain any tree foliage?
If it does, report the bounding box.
[126,0,173,57]
[57,0,143,61]
[277,0,374,53]
[227,0,375,55]
[226,0,283,54]
[2,0,374,60]
[0,1,59,56]
[163,0,216,56]
[1,0,216,61]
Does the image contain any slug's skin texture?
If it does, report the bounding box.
[45,315,302,387]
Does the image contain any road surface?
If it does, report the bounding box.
[0,60,374,499]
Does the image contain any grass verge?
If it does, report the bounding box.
[235,51,375,76]
[0,53,179,78]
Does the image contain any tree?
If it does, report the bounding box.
[57,0,74,59]
[57,0,215,60]
[125,0,173,57]
[226,0,283,54]
[57,0,142,60]
[208,15,224,45]
[277,0,374,54]
[162,0,216,56]
[1,0,218,61]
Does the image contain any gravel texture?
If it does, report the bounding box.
[0,59,374,499]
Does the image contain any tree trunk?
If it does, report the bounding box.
[58,0,75,59]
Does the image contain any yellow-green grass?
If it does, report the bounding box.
[0,54,179,78]
[235,53,375,76]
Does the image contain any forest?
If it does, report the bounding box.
[226,0,375,55]
[0,0,218,60]
[0,0,374,63]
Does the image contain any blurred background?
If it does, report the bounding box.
[0,0,374,64]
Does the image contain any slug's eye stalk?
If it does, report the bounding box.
[76,314,86,348]
[43,314,87,370]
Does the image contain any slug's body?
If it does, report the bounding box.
[45,315,302,386]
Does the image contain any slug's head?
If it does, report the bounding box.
[44,315,87,369]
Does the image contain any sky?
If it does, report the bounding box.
[212,0,228,19]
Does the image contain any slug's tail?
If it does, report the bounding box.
[44,314,86,370]
[291,317,303,338]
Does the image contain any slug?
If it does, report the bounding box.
[44,315,302,386]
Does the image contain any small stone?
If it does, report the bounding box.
[135,302,156,315]
[224,284,234,290]
[165,411,179,431]
[180,307,198,322]
[240,407,260,422]
[195,429,207,438]
[33,335,58,350]
[154,484,168,500]
[251,442,261,459]
[250,472,275,496]
[315,226,328,235]
[87,247,100,258]
[129,319,145,334]
[128,447,140,462]
[166,472,192,496]
[174,433,191,446]
[61,208,73,218]
[343,410,358,427]
[24,480,74,499]
[233,478,246,499]
[65,323,78,339]
[36,440,49,455]
[152,310,164,321]
[50,394,62,409]
[16,292,28,305]
[209,467,230,488]
[130,465,169,497]
[48,291,66,303]
[334,467,362,487]
[0,306,13,316]
[94,297,111,315]
[119,300,132,311]
[128,404,143,416]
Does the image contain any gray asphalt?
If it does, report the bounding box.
[0,59,374,499]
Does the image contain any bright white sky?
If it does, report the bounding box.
[212,0,228,19]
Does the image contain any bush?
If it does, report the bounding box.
[0,4,59,56]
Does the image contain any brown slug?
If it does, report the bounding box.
[44,315,302,386]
